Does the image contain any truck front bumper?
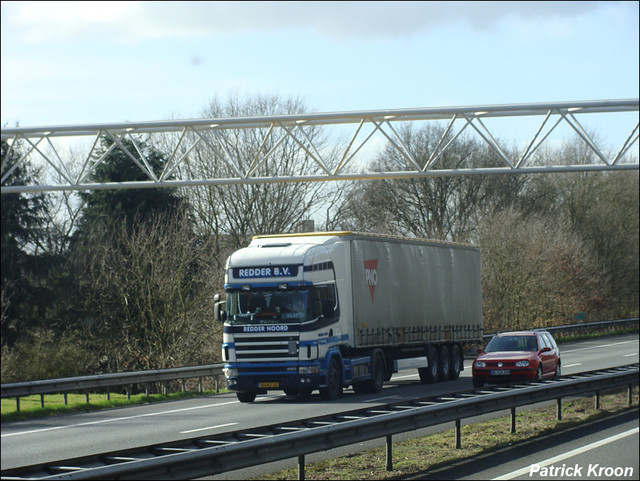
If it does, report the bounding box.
[224,363,322,393]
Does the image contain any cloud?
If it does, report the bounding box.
[2,1,620,44]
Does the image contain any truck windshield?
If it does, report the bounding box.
[226,287,321,324]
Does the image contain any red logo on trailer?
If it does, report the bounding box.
[364,259,378,302]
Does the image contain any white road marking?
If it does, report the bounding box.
[561,340,636,354]
[180,422,238,434]
[1,400,240,438]
[492,427,639,480]
[562,363,582,368]
[623,352,637,357]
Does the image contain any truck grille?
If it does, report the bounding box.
[234,334,299,362]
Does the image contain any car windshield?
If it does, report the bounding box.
[226,287,322,324]
[484,335,538,352]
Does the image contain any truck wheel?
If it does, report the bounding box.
[320,357,342,400]
[370,350,386,392]
[353,352,385,394]
[438,344,450,381]
[236,391,257,403]
[419,346,439,384]
[449,344,462,380]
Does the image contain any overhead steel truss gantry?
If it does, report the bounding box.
[1,99,638,194]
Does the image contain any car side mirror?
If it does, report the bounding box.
[541,346,551,352]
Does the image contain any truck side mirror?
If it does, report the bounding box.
[214,294,227,322]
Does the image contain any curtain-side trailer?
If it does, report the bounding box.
[215,232,482,402]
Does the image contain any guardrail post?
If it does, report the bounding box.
[386,435,393,471]
[595,390,600,410]
[298,454,305,480]
[106,388,110,401]
[16,397,20,412]
[557,398,562,421]
[127,385,131,400]
[510,407,516,433]
[64,393,68,405]
[628,384,633,406]
[455,419,461,448]
[85,390,90,404]
[40,394,44,408]
[199,377,203,393]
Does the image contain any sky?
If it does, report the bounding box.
[1,1,638,150]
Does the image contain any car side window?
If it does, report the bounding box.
[538,334,549,349]
[543,333,557,349]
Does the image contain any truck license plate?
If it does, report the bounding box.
[490,369,510,376]
[258,382,279,388]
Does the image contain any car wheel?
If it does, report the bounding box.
[536,365,543,381]
[555,361,561,377]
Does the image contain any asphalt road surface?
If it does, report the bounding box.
[1,333,638,479]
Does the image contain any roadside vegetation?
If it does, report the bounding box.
[2,93,638,386]
[254,387,639,480]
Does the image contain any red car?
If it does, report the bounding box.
[472,330,561,388]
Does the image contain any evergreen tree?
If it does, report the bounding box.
[1,140,48,346]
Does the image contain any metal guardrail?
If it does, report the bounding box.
[1,364,638,480]
[1,318,637,410]
[1,364,224,411]
[482,317,639,341]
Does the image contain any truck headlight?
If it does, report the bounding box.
[299,365,319,375]
[515,360,530,367]
[223,368,238,377]
[473,361,486,368]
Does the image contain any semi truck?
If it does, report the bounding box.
[215,231,483,402]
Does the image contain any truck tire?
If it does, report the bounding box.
[438,344,450,381]
[449,344,462,380]
[320,357,342,400]
[236,391,257,403]
[419,346,439,384]
[353,350,386,394]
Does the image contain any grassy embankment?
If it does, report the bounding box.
[253,388,639,480]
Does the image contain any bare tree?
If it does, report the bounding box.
[479,207,606,332]
[333,123,520,242]
[76,212,220,371]
[181,94,340,249]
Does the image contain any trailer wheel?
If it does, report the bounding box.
[449,344,462,380]
[438,344,450,381]
[320,357,342,400]
[419,346,439,384]
[236,391,257,403]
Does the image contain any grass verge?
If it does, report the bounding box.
[1,390,226,423]
[253,387,639,480]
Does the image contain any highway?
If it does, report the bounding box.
[1,333,638,478]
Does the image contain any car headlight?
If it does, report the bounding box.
[473,361,486,368]
[223,368,238,377]
[515,360,530,367]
